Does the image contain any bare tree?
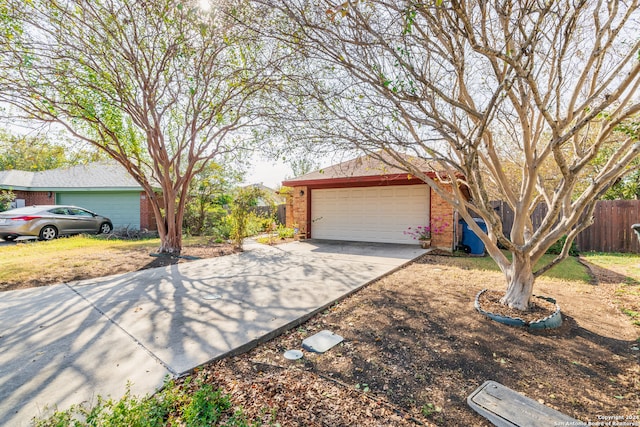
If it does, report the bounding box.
[258,0,640,310]
[0,0,275,254]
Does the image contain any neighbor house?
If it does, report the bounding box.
[0,162,157,230]
[282,152,460,249]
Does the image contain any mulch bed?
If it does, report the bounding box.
[477,289,558,323]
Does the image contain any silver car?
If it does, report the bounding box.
[0,205,113,241]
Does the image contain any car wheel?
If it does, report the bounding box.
[4,236,17,242]
[99,222,113,234]
[39,225,58,241]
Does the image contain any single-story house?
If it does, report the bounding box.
[0,162,156,230]
[282,153,458,249]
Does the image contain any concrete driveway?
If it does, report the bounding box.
[0,240,425,426]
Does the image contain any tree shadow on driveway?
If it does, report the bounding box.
[0,242,417,425]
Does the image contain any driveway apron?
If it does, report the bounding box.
[0,240,425,426]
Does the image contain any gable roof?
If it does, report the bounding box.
[282,151,439,187]
[0,162,143,191]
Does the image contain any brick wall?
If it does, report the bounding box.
[430,184,455,250]
[290,186,308,238]
[285,194,294,228]
[11,190,55,206]
[139,191,159,231]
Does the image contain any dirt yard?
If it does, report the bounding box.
[4,242,639,425]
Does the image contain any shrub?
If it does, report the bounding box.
[0,190,14,212]
[33,378,259,427]
[229,187,264,249]
[276,225,295,239]
[212,218,234,241]
[546,235,579,256]
[184,205,228,237]
[247,212,271,235]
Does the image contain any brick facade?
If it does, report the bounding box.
[287,186,309,238]
[430,184,455,250]
[11,190,55,206]
[139,191,159,231]
[285,196,294,229]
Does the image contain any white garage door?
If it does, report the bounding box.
[311,185,430,244]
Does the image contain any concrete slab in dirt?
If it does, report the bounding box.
[0,240,424,426]
[302,330,344,353]
[467,381,581,426]
[0,284,170,427]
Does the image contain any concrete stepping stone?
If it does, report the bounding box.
[467,381,581,427]
[302,330,343,353]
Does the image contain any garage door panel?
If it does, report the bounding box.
[57,192,140,229]
[311,185,429,244]
[377,204,396,215]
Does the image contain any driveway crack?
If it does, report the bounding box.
[64,283,177,377]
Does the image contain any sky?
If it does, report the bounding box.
[242,157,294,189]
[242,151,354,189]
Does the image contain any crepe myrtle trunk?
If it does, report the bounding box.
[159,226,183,254]
[147,188,184,255]
[500,252,535,310]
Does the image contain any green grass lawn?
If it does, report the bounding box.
[0,236,155,278]
[451,251,592,283]
[0,235,210,285]
[582,252,640,283]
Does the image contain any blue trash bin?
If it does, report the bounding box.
[460,218,487,256]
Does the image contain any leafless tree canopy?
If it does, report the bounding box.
[258,0,640,309]
[0,0,277,253]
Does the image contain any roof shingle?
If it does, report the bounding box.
[0,162,142,190]
[282,151,438,186]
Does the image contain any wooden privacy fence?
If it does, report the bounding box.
[490,200,640,253]
[575,200,640,253]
